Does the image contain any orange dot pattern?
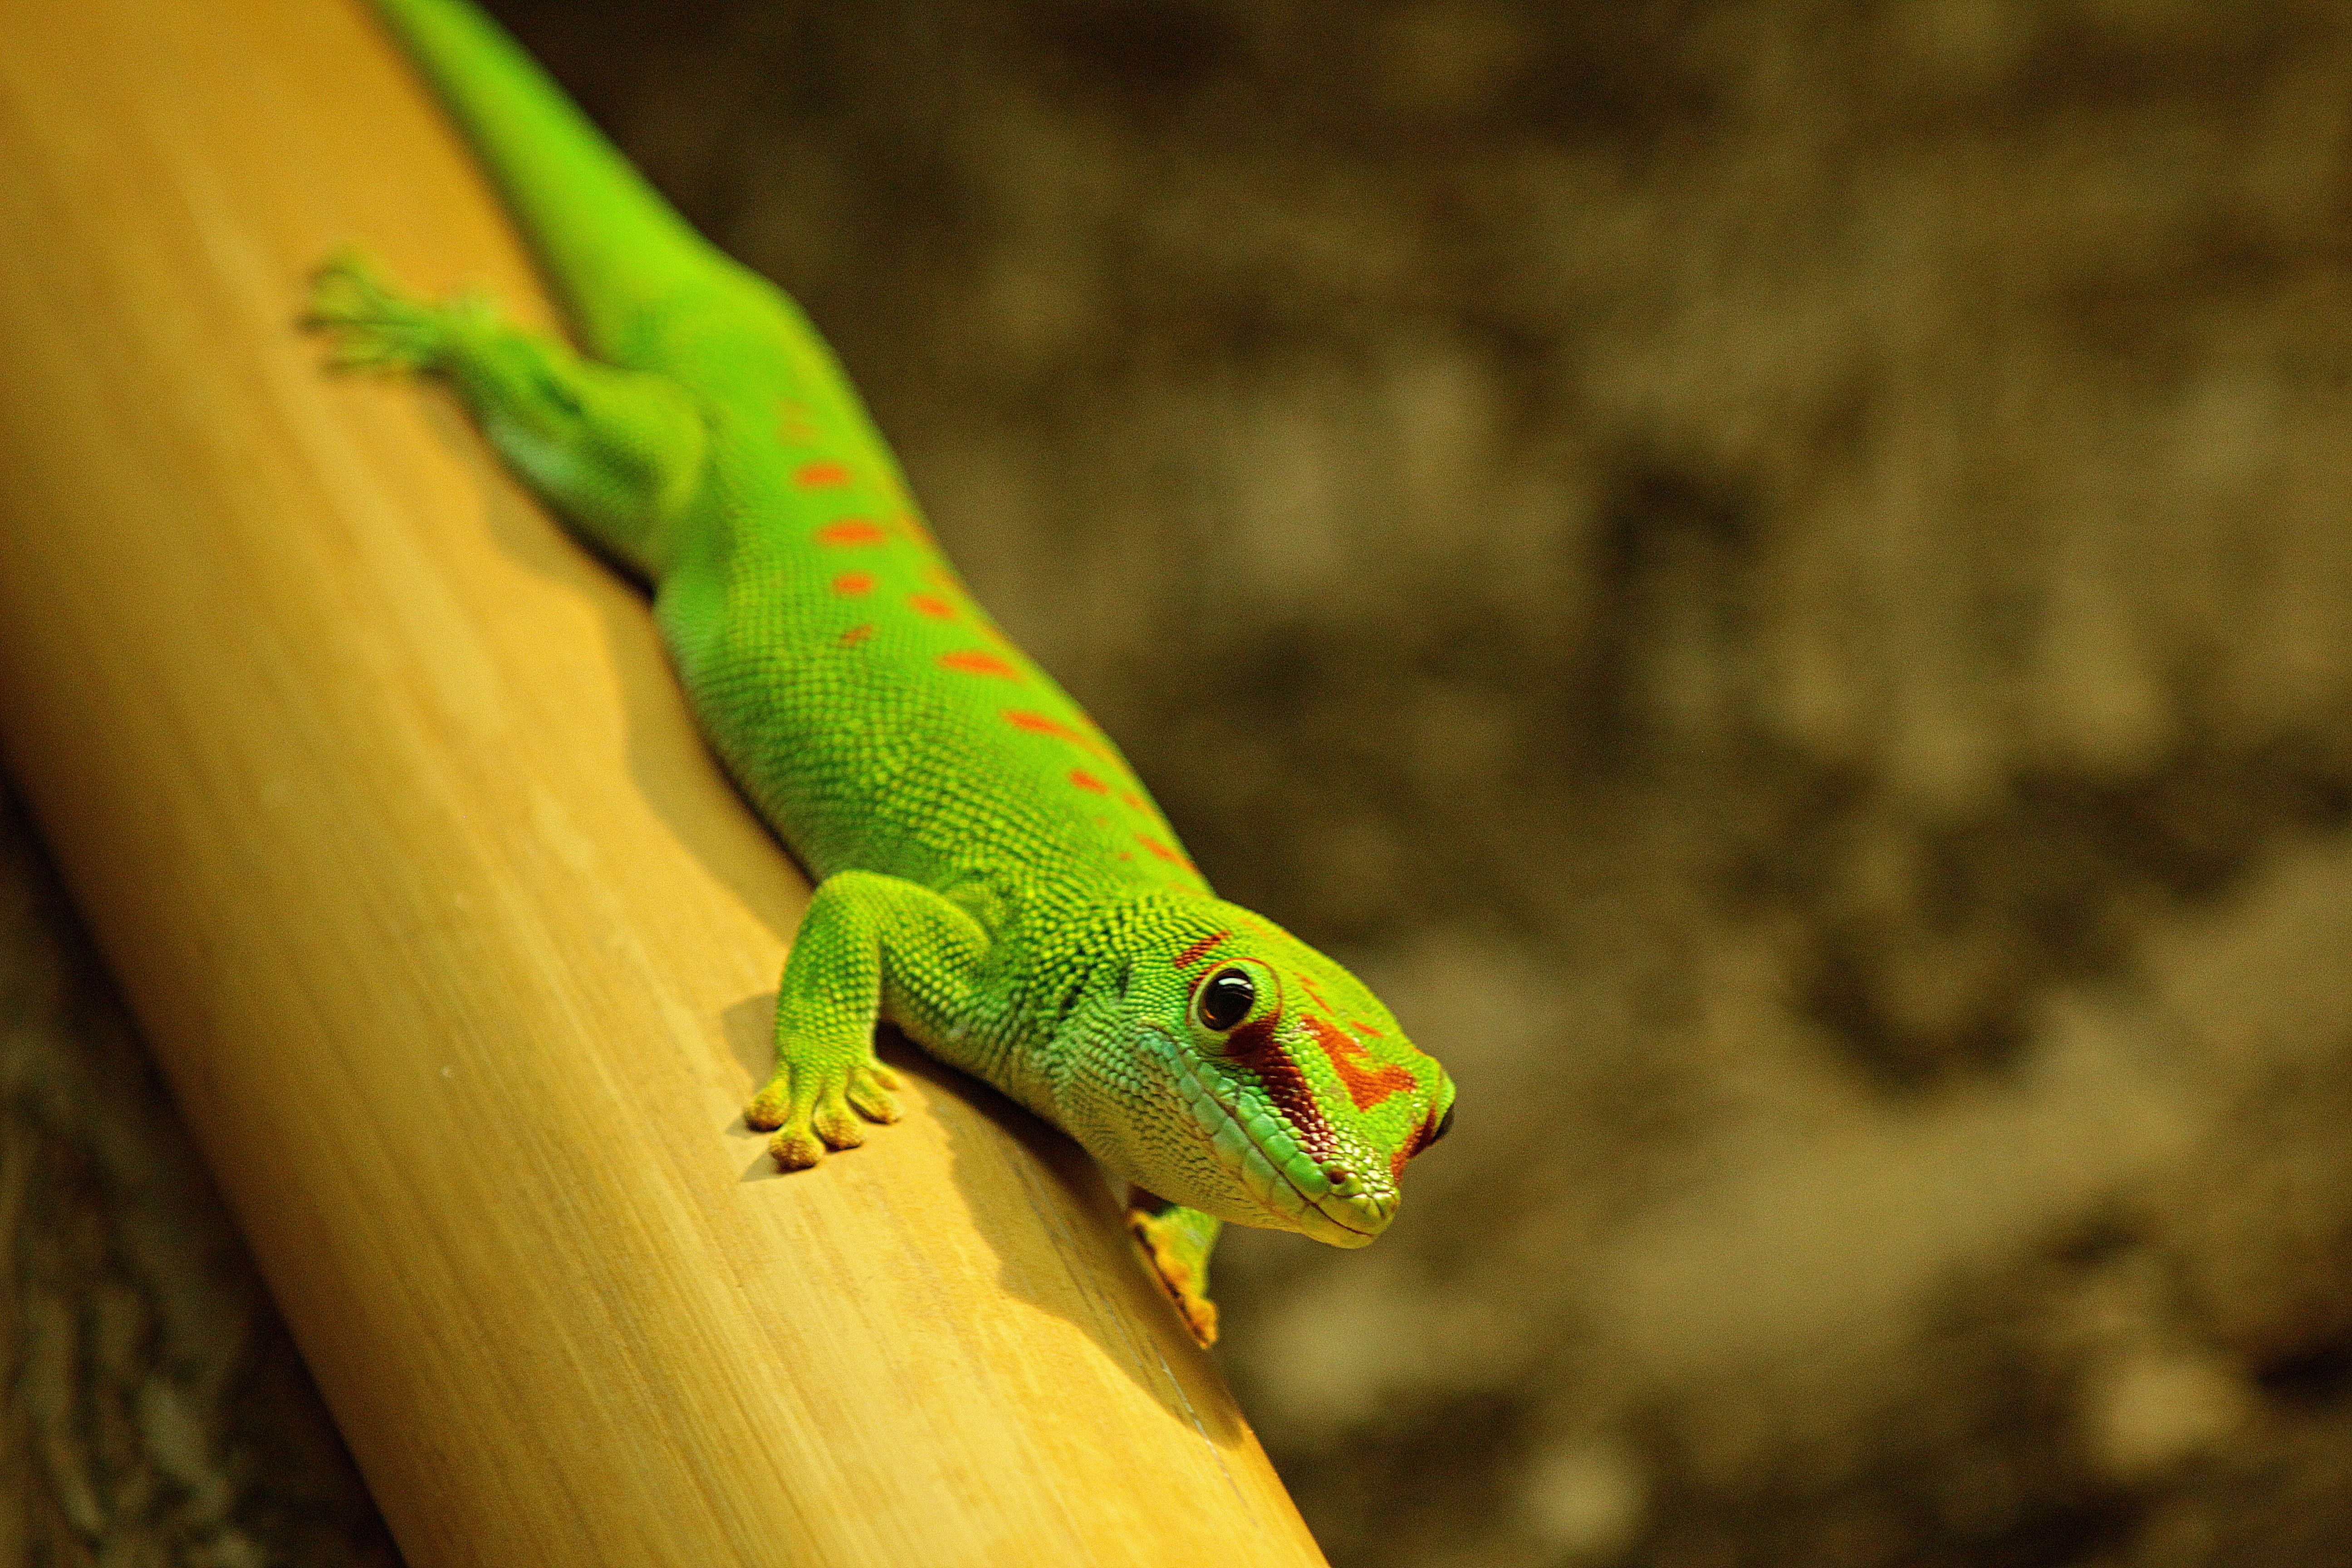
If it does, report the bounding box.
[939,650,1020,680]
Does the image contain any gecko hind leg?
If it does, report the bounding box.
[304,250,705,582]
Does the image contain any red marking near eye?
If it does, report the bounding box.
[941,650,1020,679]
[839,624,874,647]
[816,519,889,546]
[1306,1016,1416,1113]
[832,572,875,597]
[1137,834,1191,870]
[1005,709,1112,759]
[1298,975,1334,1013]
[1350,1018,1386,1038]
[909,594,954,619]
[1172,931,1230,970]
[1069,770,1109,794]
[795,460,853,488]
[1225,1016,1339,1165]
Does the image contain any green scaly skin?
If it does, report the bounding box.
[306,0,1456,1347]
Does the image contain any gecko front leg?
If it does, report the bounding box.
[1127,1191,1224,1346]
[746,869,989,1169]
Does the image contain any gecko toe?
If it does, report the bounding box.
[847,1071,901,1123]
[768,1127,825,1170]
[743,1084,789,1132]
[813,1102,867,1150]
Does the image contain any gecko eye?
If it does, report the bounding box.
[1196,967,1255,1032]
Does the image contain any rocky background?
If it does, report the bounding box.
[11,0,2352,1563]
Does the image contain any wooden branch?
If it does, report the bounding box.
[0,1,1325,1563]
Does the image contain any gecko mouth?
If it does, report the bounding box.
[1166,1043,1392,1247]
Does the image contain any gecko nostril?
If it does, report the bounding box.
[1321,1162,1352,1186]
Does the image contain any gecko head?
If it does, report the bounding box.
[1054,896,1455,1248]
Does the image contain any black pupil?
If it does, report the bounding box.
[1198,969,1255,1031]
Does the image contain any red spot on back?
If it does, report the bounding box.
[832,572,875,597]
[775,399,818,443]
[1306,1017,1416,1113]
[1137,834,1193,872]
[795,461,853,488]
[1004,709,1112,759]
[816,519,889,546]
[941,650,1020,679]
[1119,791,1145,813]
[1069,770,1109,794]
[909,594,955,619]
[1172,931,1230,970]
[839,624,874,647]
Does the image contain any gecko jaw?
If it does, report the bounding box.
[1168,1044,1392,1248]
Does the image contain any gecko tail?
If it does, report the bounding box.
[368,0,755,363]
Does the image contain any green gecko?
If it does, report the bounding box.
[305,0,1455,1346]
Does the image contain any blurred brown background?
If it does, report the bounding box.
[10,0,2352,1563]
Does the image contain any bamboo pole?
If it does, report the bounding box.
[0,2,1328,1564]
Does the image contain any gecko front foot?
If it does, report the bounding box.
[1127,1193,1224,1348]
[745,1057,903,1170]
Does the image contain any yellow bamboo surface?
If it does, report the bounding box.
[0,2,1329,1564]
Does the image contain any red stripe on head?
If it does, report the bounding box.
[1305,1017,1416,1112]
[1069,770,1109,795]
[1172,930,1230,970]
[1225,1017,1339,1164]
[816,519,889,546]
